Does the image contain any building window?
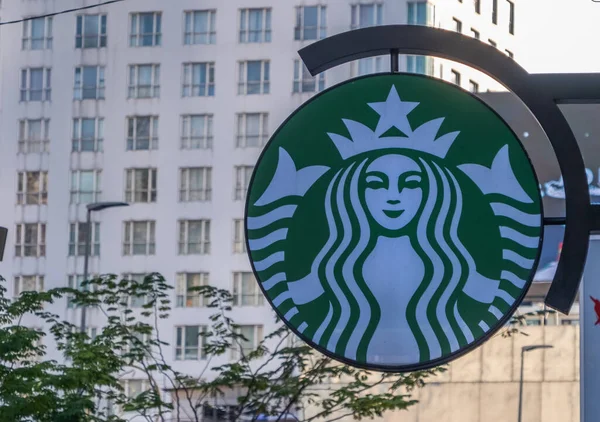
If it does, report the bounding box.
[123,221,156,256]
[69,222,100,256]
[235,166,254,200]
[295,5,327,40]
[179,167,212,202]
[239,8,272,43]
[15,223,46,257]
[125,168,157,203]
[505,49,514,59]
[175,326,207,360]
[181,115,213,149]
[74,66,105,100]
[67,275,85,308]
[453,18,462,33]
[184,10,216,44]
[471,28,480,40]
[122,274,149,307]
[182,63,215,97]
[469,80,479,93]
[18,119,50,154]
[14,275,44,296]
[17,172,48,205]
[488,39,497,48]
[352,57,386,76]
[492,0,498,24]
[70,170,101,204]
[20,68,51,102]
[176,273,209,308]
[407,2,434,26]
[122,379,150,398]
[233,272,263,306]
[236,113,269,148]
[293,60,325,93]
[508,0,515,34]
[76,14,107,48]
[233,325,263,358]
[451,70,461,86]
[22,17,53,50]
[178,220,211,255]
[407,56,433,75]
[72,118,103,152]
[128,64,160,99]
[130,12,162,47]
[351,4,383,29]
[238,60,270,95]
[233,219,246,254]
[127,116,159,150]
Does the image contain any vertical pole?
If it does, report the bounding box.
[80,208,92,333]
[390,48,399,73]
[517,348,525,422]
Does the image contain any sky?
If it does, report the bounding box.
[518,0,600,73]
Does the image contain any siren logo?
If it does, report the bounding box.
[246,75,543,371]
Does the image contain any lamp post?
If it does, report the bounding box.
[80,201,129,333]
[517,344,553,422]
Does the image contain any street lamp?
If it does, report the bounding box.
[517,344,553,422]
[80,201,129,333]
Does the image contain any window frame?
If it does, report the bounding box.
[232,272,263,306]
[175,325,208,360]
[179,167,212,202]
[492,0,498,24]
[234,166,254,200]
[294,5,327,41]
[184,10,217,45]
[182,62,215,97]
[238,60,270,95]
[178,219,211,255]
[130,12,162,47]
[75,14,107,48]
[20,68,52,102]
[15,223,46,258]
[236,113,269,148]
[453,17,462,33]
[128,64,160,99]
[469,80,479,93]
[351,57,386,77]
[70,169,102,204]
[126,116,159,151]
[293,59,325,93]
[74,66,105,100]
[125,168,157,203]
[14,275,44,296]
[451,69,462,86]
[181,114,213,149]
[18,119,50,154]
[232,325,264,359]
[22,16,53,50]
[351,3,383,29]
[175,273,209,308]
[16,171,48,205]
[239,8,272,43]
[123,220,156,256]
[72,118,104,152]
[233,219,246,254]
[507,0,515,34]
[69,222,100,257]
[471,28,480,40]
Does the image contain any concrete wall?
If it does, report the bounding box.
[384,325,579,422]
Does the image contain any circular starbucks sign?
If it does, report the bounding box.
[245,74,543,372]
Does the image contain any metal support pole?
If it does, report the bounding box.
[517,348,525,422]
[79,208,92,333]
[390,49,399,73]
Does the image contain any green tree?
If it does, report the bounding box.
[0,272,466,421]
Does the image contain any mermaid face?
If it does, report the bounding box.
[364,154,424,231]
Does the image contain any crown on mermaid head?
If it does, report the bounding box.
[327,85,460,160]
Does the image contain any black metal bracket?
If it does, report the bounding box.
[299,25,600,314]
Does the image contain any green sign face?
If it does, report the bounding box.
[245,74,543,371]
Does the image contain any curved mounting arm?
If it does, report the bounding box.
[299,25,591,314]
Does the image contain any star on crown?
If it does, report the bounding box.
[327,86,460,160]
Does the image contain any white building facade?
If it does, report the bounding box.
[0,0,521,399]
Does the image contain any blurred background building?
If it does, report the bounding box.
[0,0,588,420]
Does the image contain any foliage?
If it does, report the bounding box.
[0,273,446,421]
